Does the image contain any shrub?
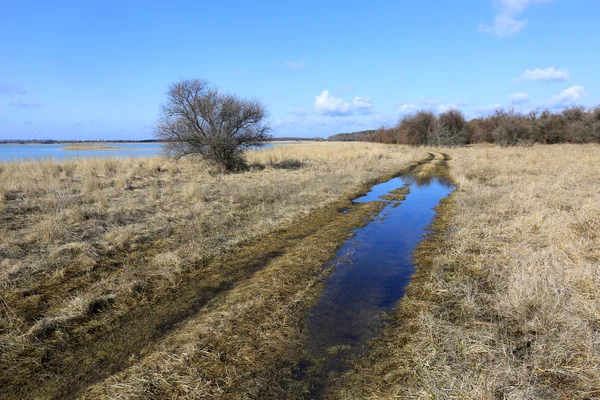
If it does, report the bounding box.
[156,79,271,172]
[492,119,531,146]
[436,109,469,146]
[353,104,600,146]
[406,111,437,145]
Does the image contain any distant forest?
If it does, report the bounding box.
[327,130,377,141]
[328,106,600,146]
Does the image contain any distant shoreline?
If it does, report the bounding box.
[0,141,163,146]
[62,143,128,151]
[0,138,321,145]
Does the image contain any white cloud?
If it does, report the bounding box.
[510,92,530,104]
[398,103,417,114]
[315,90,350,116]
[479,0,555,38]
[546,85,586,108]
[314,90,373,116]
[284,59,307,69]
[514,67,570,83]
[352,96,374,115]
[437,103,460,113]
[400,99,466,115]
[478,14,528,37]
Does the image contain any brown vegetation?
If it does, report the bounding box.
[363,106,600,146]
[3,142,598,399]
[62,143,123,151]
[333,144,600,399]
[0,142,426,399]
[156,78,271,171]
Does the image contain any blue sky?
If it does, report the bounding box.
[1,0,599,140]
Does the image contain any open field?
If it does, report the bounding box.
[334,144,600,399]
[0,142,426,398]
[2,142,599,399]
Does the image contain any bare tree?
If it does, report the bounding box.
[436,109,469,146]
[156,79,271,171]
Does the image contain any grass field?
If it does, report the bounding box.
[1,143,599,399]
[0,142,426,399]
[334,144,600,399]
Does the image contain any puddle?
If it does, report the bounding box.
[300,174,454,397]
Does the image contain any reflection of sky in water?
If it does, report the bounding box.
[307,176,454,379]
[0,142,277,161]
[0,143,163,161]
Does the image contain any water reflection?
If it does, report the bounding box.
[302,175,454,397]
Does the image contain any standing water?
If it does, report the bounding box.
[301,174,454,397]
[0,142,279,161]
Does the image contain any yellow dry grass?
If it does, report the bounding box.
[334,144,600,399]
[0,142,426,398]
[62,143,122,151]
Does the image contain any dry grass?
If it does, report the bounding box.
[0,142,426,398]
[333,144,600,399]
[62,143,123,150]
[83,199,387,400]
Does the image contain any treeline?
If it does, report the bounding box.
[328,130,377,142]
[358,106,600,146]
[271,137,325,141]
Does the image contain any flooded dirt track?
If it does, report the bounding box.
[299,154,454,399]
[0,152,451,400]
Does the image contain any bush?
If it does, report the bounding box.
[392,111,432,145]
[533,113,566,144]
[492,119,531,145]
[156,79,271,172]
[352,104,600,146]
[436,109,469,146]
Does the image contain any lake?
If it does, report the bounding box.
[0,142,278,162]
[0,143,164,161]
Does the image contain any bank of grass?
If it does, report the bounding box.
[0,142,426,398]
[62,143,123,150]
[333,144,600,399]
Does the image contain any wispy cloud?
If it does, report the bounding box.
[398,103,418,114]
[544,85,586,108]
[400,98,468,115]
[473,104,503,116]
[284,59,307,69]
[8,100,43,108]
[510,92,530,104]
[478,0,555,38]
[0,82,27,96]
[437,103,462,113]
[514,67,570,83]
[314,90,373,116]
